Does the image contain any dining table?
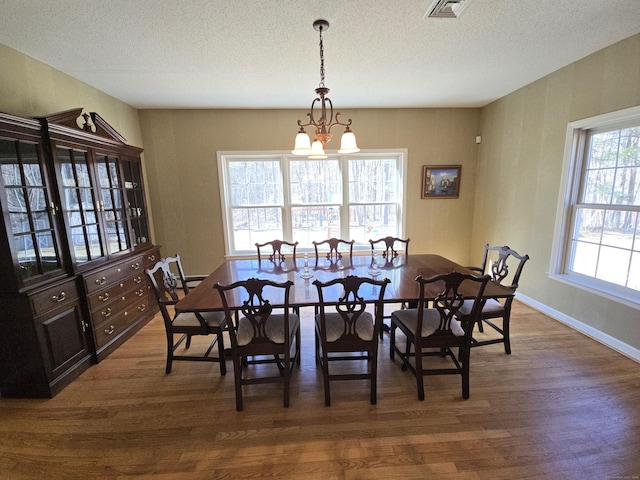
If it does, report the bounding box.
[174,253,515,313]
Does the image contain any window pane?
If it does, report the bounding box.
[29,188,47,212]
[6,187,27,213]
[348,158,397,203]
[231,207,283,251]
[349,205,397,244]
[583,167,615,204]
[587,130,619,169]
[290,159,340,204]
[22,142,43,186]
[570,240,598,276]
[613,166,640,206]
[291,206,341,247]
[574,208,603,244]
[229,160,283,206]
[601,210,634,249]
[595,246,630,287]
[10,212,30,234]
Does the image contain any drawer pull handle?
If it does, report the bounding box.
[136,289,144,297]
[51,291,66,303]
[134,276,142,284]
[104,325,115,335]
[138,304,146,312]
[131,262,140,270]
[95,277,106,285]
[98,293,110,302]
[148,254,156,262]
[102,308,112,318]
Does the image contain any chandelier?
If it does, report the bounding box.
[292,19,359,159]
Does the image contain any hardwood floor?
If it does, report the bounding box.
[1,301,639,479]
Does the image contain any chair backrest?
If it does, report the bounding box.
[214,278,294,349]
[145,255,190,323]
[145,255,190,306]
[477,244,530,289]
[416,271,490,337]
[312,238,354,265]
[369,236,410,259]
[255,239,298,263]
[313,275,390,342]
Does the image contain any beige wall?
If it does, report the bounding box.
[0,44,143,147]
[138,108,481,273]
[473,34,640,351]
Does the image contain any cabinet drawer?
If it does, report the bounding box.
[84,255,145,295]
[31,278,81,317]
[143,248,161,269]
[91,286,147,322]
[93,295,150,349]
[87,275,145,311]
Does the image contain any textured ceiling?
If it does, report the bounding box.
[1,0,639,109]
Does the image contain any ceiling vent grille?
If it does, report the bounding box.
[425,0,471,18]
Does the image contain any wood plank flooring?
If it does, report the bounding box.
[1,301,639,479]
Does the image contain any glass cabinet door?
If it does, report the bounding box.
[96,154,130,254]
[0,138,64,284]
[56,146,106,264]
[122,159,150,246]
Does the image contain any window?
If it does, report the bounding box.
[217,150,407,256]
[551,106,640,307]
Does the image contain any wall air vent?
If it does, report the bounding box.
[425,0,471,18]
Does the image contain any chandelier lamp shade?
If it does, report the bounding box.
[292,19,359,159]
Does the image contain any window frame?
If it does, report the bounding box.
[550,105,640,309]
[217,149,408,258]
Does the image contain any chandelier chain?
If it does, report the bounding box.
[318,27,325,88]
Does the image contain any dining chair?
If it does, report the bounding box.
[457,244,530,354]
[255,239,298,263]
[368,236,410,260]
[214,278,300,411]
[313,275,390,406]
[390,271,490,400]
[368,237,411,338]
[312,237,354,267]
[145,255,227,375]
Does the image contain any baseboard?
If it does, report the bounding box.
[516,293,640,363]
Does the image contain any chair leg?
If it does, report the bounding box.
[477,318,484,333]
[389,323,396,360]
[232,355,244,412]
[402,339,411,372]
[166,333,173,374]
[415,347,425,401]
[503,314,512,354]
[461,348,470,399]
[370,348,378,405]
[216,329,226,376]
[185,334,192,348]
[322,352,331,407]
[283,357,291,408]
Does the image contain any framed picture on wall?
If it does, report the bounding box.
[421,165,461,199]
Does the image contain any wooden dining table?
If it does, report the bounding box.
[174,254,514,313]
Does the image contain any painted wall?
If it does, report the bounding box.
[0,44,142,147]
[473,34,640,352]
[138,108,481,274]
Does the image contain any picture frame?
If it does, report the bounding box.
[421,165,461,199]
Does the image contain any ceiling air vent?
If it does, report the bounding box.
[425,0,471,18]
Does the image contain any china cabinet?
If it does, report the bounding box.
[0,109,158,397]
